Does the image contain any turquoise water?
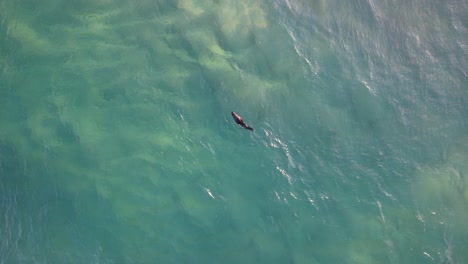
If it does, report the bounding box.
[1,0,467,263]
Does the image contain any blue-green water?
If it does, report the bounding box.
[1,0,467,263]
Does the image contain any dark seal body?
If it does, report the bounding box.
[231,112,254,131]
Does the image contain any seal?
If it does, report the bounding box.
[231,112,254,131]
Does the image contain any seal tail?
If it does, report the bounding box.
[245,126,254,131]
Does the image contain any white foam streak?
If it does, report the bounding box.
[423,251,435,261]
[376,200,385,223]
[204,188,215,199]
[276,166,292,185]
[273,136,296,169]
[286,28,318,75]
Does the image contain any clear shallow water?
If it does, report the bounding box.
[0,0,467,263]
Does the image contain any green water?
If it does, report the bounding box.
[1,0,467,263]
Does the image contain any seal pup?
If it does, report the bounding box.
[231,112,254,131]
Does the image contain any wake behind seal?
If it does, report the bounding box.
[231,112,254,131]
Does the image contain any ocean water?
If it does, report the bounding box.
[0,0,467,263]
